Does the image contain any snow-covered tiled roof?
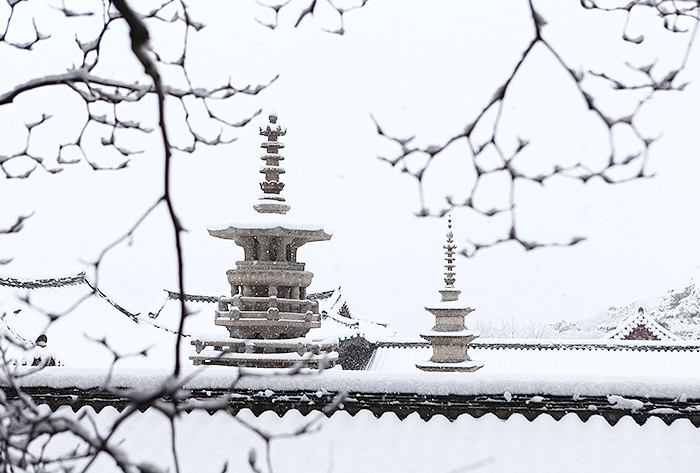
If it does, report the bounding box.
[144,289,223,337]
[0,273,179,368]
[309,287,394,341]
[606,309,681,341]
[0,277,393,371]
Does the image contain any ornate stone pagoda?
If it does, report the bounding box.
[416,218,483,372]
[190,112,337,369]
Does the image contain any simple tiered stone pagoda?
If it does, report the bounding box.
[416,218,483,372]
[190,112,337,368]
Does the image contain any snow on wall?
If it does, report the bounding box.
[366,343,700,379]
[9,366,700,399]
[39,405,700,473]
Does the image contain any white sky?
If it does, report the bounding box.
[1,0,699,336]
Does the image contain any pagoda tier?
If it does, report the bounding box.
[417,217,483,372]
[191,112,336,369]
[190,337,338,368]
[208,224,331,339]
[255,112,290,214]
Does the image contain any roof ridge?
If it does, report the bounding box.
[165,290,219,303]
[0,272,140,322]
[0,272,86,289]
[82,278,139,322]
[374,339,700,352]
[307,288,337,300]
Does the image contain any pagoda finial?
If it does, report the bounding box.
[443,216,456,288]
[254,111,290,214]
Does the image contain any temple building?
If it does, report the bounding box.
[605,307,680,341]
[189,112,337,368]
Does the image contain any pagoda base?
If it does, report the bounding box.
[190,351,337,369]
[190,336,338,369]
[416,360,484,372]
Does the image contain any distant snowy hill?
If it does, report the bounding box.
[550,278,700,340]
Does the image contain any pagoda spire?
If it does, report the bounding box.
[443,216,457,288]
[254,111,290,215]
[439,216,461,304]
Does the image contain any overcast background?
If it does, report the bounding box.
[1,0,699,336]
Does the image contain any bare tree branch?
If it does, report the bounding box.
[375,0,698,256]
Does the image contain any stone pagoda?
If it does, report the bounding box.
[416,218,483,372]
[190,112,337,369]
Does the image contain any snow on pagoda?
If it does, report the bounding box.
[190,112,337,369]
[416,217,483,372]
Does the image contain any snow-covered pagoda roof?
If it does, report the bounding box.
[208,219,332,242]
